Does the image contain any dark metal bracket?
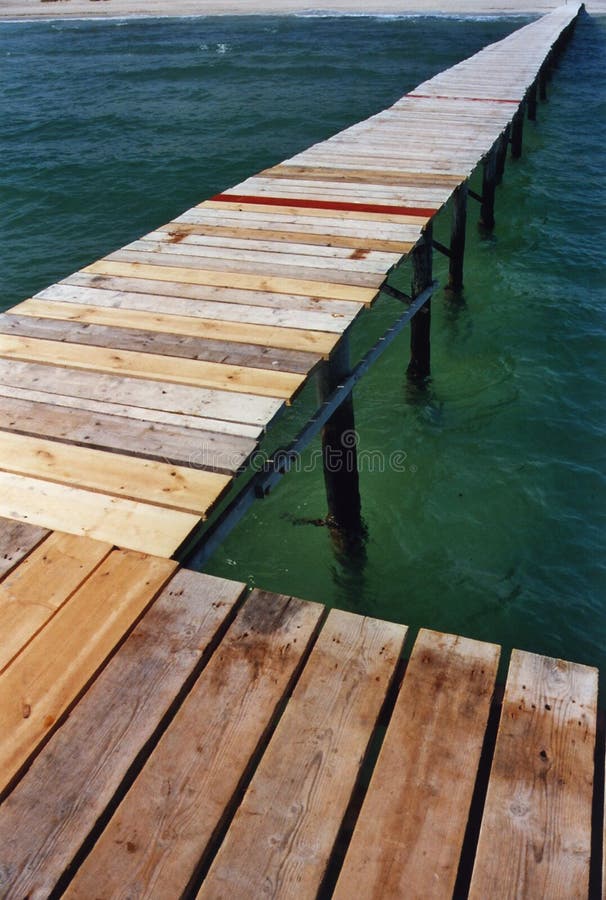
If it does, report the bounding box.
[432,239,452,259]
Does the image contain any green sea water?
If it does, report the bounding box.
[2,12,605,682]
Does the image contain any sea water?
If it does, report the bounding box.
[1,13,605,682]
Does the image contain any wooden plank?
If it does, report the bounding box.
[158,221,413,254]
[0,334,306,400]
[0,312,321,376]
[333,629,500,900]
[201,199,431,228]
[468,649,597,899]
[0,394,256,475]
[0,431,232,515]
[0,549,176,795]
[0,358,282,428]
[0,471,200,557]
[37,281,357,335]
[83,260,379,305]
[262,165,465,187]
[63,589,325,899]
[62,272,365,318]
[12,299,339,357]
[199,609,407,900]
[0,569,245,900]
[0,382,262,441]
[0,519,49,582]
[0,532,112,674]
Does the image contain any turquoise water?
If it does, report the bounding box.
[2,13,605,682]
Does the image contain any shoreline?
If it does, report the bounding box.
[1,0,604,21]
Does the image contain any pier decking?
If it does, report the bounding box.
[0,4,582,559]
[0,518,601,898]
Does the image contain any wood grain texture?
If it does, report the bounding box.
[0,471,200,557]
[0,519,49,582]
[0,357,282,428]
[468,649,598,900]
[0,569,245,900]
[0,334,305,399]
[83,259,378,305]
[0,549,176,795]
[0,431,232,515]
[198,609,407,900]
[0,393,256,475]
[0,311,321,375]
[64,589,325,900]
[333,629,500,900]
[0,532,112,673]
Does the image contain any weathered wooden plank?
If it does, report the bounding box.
[0,431,232,514]
[0,394,256,475]
[333,629,500,900]
[262,165,465,187]
[199,609,407,900]
[12,299,339,357]
[0,519,49,582]
[0,532,112,674]
[62,272,365,317]
[0,358,282,429]
[37,282,357,335]
[0,334,305,400]
[0,569,245,900]
[84,259,378,304]
[0,312,321,375]
[63,589,325,899]
[201,199,431,228]
[0,471,200,557]
[0,549,177,795]
[468,650,597,899]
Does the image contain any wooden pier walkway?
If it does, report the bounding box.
[0,517,601,899]
[0,4,583,559]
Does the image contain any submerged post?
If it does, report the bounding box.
[511,106,524,159]
[479,149,497,231]
[317,336,363,532]
[408,224,433,383]
[448,184,467,293]
[495,126,510,185]
[527,81,538,121]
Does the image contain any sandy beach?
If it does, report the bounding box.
[1,0,604,20]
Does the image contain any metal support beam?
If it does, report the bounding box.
[316,336,362,532]
[448,183,467,292]
[180,280,438,569]
[408,225,433,383]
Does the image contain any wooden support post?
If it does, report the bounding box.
[539,64,548,101]
[479,150,497,231]
[408,224,433,383]
[495,126,509,186]
[511,106,524,159]
[448,184,467,292]
[527,81,538,121]
[317,336,363,532]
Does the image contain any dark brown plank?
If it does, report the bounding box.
[0,570,246,899]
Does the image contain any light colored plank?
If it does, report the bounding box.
[0,358,282,428]
[0,570,245,900]
[199,609,407,900]
[0,532,112,674]
[0,334,305,400]
[84,259,378,305]
[202,199,432,227]
[0,431,231,515]
[469,649,597,900]
[334,629,500,900]
[0,519,49,582]
[0,471,200,557]
[0,549,176,794]
[64,589,325,899]
[13,298,339,357]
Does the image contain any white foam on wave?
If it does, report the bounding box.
[295,8,530,19]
